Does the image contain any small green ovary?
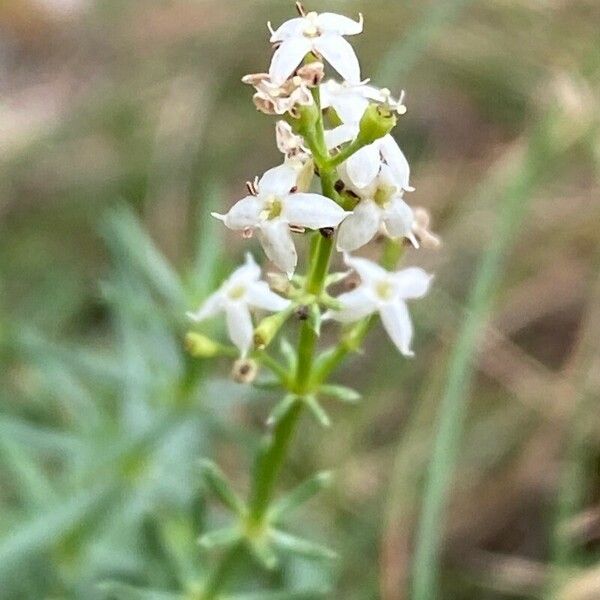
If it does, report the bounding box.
[373,184,396,208]
[228,285,247,300]
[262,196,283,220]
[376,279,395,301]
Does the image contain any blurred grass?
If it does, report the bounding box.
[1,0,600,599]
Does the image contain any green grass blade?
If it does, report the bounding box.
[412,111,577,599]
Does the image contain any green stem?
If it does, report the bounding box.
[201,542,244,600]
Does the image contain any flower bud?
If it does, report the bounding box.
[357,103,397,146]
[185,332,224,358]
[254,309,291,350]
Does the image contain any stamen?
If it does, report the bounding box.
[242,228,254,239]
[290,224,306,234]
[295,1,306,16]
[246,180,257,195]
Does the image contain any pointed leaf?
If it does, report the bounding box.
[269,471,333,523]
[198,460,245,515]
[98,581,182,600]
[319,384,361,403]
[247,538,278,570]
[307,304,322,337]
[198,527,242,550]
[304,396,331,428]
[270,529,337,560]
[266,395,299,427]
[279,337,297,370]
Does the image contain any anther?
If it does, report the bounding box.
[295,1,306,16]
[334,180,345,193]
[289,224,306,234]
[319,227,334,239]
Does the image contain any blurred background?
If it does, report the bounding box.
[0,0,599,598]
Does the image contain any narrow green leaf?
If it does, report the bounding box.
[198,460,245,515]
[98,581,182,600]
[319,384,361,403]
[270,529,337,561]
[266,394,298,427]
[279,337,297,371]
[198,527,242,550]
[268,471,333,523]
[101,206,185,307]
[247,538,278,570]
[304,396,331,428]
[307,304,321,337]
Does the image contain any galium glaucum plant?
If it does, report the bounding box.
[185,3,439,597]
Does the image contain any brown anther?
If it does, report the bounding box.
[319,227,334,239]
[289,186,298,193]
[289,224,306,234]
[346,189,360,199]
[295,305,310,320]
[295,1,306,16]
[245,180,257,195]
[242,228,254,239]
[334,180,345,193]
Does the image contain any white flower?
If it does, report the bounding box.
[187,253,290,357]
[324,254,432,356]
[321,79,404,124]
[268,11,363,85]
[213,163,348,277]
[337,164,417,252]
[322,83,412,191]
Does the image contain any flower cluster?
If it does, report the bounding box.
[187,5,441,595]
[189,4,438,359]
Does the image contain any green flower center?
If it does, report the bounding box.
[262,196,283,220]
[373,184,396,208]
[375,280,395,301]
[228,285,246,300]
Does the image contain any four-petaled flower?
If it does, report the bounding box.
[337,164,417,252]
[324,254,432,356]
[268,11,363,86]
[323,82,411,191]
[187,254,290,357]
[212,163,348,277]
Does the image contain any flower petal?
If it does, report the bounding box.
[324,123,357,149]
[393,267,432,299]
[186,290,223,322]
[225,303,254,357]
[379,301,414,356]
[324,286,377,323]
[214,195,262,230]
[345,142,381,189]
[246,281,291,312]
[269,37,313,85]
[269,17,306,42]
[383,196,414,240]
[336,199,381,252]
[380,134,413,191]
[313,35,361,84]
[258,220,297,277]
[343,253,388,285]
[316,12,363,35]
[283,192,348,229]
[229,252,261,284]
[259,163,298,196]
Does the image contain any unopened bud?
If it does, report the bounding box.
[254,309,291,350]
[185,332,223,358]
[231,358,258,384]
[357,103,397,146]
